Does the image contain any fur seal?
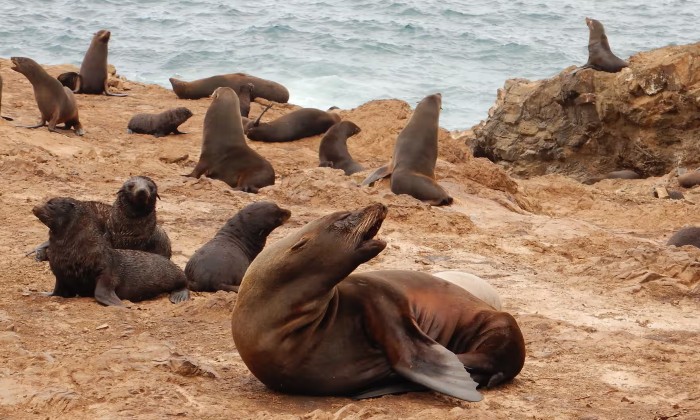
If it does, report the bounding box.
[318,120,364,175]
[678,170,700,188]
[169,74,289,103]
[245,107,341,143]
[432,271,503,310]
[667,226,700,249]
[584,169,641,184]
[32,197,189,306]
[58,30,127,96]
[127,107,193,137]
[237,83,254,118]
[10,57,84,136]
[187,87,275,193]
[185,201,290,292]
[582,18,628,73]
[362,93,452,206]
[232,203,525,402]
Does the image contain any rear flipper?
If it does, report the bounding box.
[94,272,124,307]
[391,172,453,206]
[17,119,46,129]
[169,288,190,303]
[361,164,392,186]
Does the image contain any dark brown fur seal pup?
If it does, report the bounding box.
[237,83,254,118]
[232,203,525,402]
[245,108,341,143]
[187,87,275,193]
[185,201,290,292]
[32,197,189,306]
[678,171,700,188]
[127,107,193,137]
[10,57,84,136]
[169,74,289,103]
[582,18,628,73]
[667,226,700,249]
[319,121,364,175]
[362,93,452,206]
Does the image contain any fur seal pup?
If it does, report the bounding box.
[32,197,189,306]
[237,83,254,118]
[185,201,290,292]
[187,87,275,193]
[0,73,10,121]
[245,107,341,143]
[362,93,452,206]
[127,107,193,137]
[169,74,289,103]
[232,203,525,402]
[10,57,84,136]
[318,120,364,175]
[581,18,628,73]
[432,271,503,310]
[667,226,700,249]
[678,170,700,188]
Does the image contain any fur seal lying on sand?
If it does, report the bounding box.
[127,107,193,137]
[667,226,700,249]
[584,169,641,184]
[232,203,525,402]
[678,170,700,188]
[33,197,188,306]
[245,107,341,143]
[318,120,364,175]
[432,271,503,310]
[169,73,289,103]
[10,57,84,136]
[581,18,628,73]
[185,201,290,292]
[362,93,452,206]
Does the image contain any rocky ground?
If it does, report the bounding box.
[0,58,698,419]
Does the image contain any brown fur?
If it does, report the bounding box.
[71,30,126,96]
[318,120,364,175]
[237,83,254,118]
[169,74,289,102]
[245,108,341,143]
[583,18,629,73]
[678,171,700,188]
[127,107,193,137]
[667,226,700,249]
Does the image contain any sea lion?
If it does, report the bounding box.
[127,107,193,137]
[245,107,340,143]
[187,87,275,193]
[582,18,628,73]
[362,93,452,206]
[237,83,254,118]
[10,57,84,136]
[32,197,189,306]
[169,74,289,103]
[318,120,364,175]
[185,201,291,292]
[432,271,503,311]
[678,170,700,188]
[232,203,525,402]
[667,226,700,249]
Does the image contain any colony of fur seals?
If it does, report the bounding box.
[10,57,84,136]
[57,30,127,96]
[169,73,289,103]
[245,107,340,143]
[362,93,452,206]
[581,18,629,73]
[187,87,275,193]
[185,201,290,292]
[318,120,364,175]
[33,197,188,306]
[432,271,503,310]
[127,107,193,137]
[667,226,700,249]
[232,203,525,401]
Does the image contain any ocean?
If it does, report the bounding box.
[1,0,698,130]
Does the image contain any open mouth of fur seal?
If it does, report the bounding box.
[353,203,387,250]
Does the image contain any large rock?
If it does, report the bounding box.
[471,43,700,179]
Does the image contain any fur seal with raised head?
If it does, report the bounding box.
[319,120,364,175]
[169,74,289,103]
[237,83,254,118]
[362,93,452,206]
[10,57,84,136]
[127,107,193,137]
[187,87,275,193]
[667,226,700,249]
[232,203,525,401]
[432,271,503,310]
[245,107,340,143]
[185,201,290,292]
[581,18,628,73]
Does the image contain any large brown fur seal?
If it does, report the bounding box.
[10,57,84,136]
[678,170,700,188]
[169,74,289,103]
[232,203,525,402]
[582,18,628,73]
[187,87,275,193]
[667,226,700,249]
[127,107,193,137]
[245,107,341,143]
[362,93,452,206]
[58,30,127,96]
[185,201,290,292]
[32,197,189,306]
[318,120,364,175]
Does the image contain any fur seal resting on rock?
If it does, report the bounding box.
[127,107,193,137]
[318,120,364,175]
[678,170,700,188]
[245,107,341,143]
[432,271,503,310]
[581,18,628,73]
[185,201,291,292]
[362,93,452,206]
[232,203,525,401]
[667,226,700,249]
[169,74,289,103]
[32,197,189,306]
[187,87,275,193]
[10,57,84,136]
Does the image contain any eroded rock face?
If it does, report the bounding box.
[471,43,700,180]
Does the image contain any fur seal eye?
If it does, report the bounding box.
[290,237,309,251]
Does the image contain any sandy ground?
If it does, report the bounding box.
[0,60,698,420]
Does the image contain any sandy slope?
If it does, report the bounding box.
[0,59,698,419]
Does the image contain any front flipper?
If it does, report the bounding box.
[94,272,124,307]
[26,240,50,262]
[360,164,392,186]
